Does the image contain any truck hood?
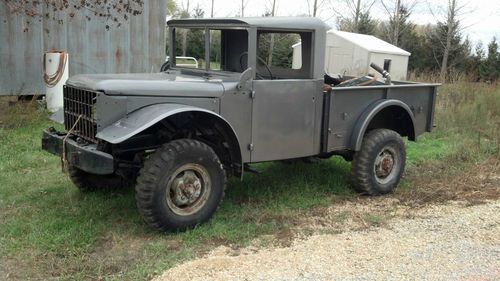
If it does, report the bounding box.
[66,73,225,98]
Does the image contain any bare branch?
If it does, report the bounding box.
[2,0,145,30]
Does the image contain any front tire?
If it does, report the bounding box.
[351,129,406,195]
[135,139,226,232]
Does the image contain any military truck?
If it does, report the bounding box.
[42,17,438,232]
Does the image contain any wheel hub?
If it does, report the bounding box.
[166,163,211,216]
[375,150,395,179]
[172,171,202,206]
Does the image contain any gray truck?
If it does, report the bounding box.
[42,17,438,232]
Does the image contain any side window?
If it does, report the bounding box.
[209,29,248,73]
[174,28,205,69]
[257,31,312,79]
[258,33,300,69]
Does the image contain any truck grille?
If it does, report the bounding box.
[63,86,98,143]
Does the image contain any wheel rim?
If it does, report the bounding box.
[373,145,399,185]
[165,163,211,216]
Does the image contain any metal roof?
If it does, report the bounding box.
[329,30,411,56]
[167,17,330,32]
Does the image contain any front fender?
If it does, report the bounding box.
[350,99,416,151]
[96,103,227,144]
[96,103,243,177]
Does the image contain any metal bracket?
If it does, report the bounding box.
[248,143,254,151]
[250,91,256,99]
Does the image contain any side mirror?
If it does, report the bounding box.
[237,67,253,90]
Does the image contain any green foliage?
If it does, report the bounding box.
[258,33,300,68]
[175,28,205,60]
[338,11,377,35]
[209,30,222,63]
[462,42,485,82]
[166,0,178,16]
[163,1,498,82]
[356,12,377,35]
[167,2,206,62]
[370,6,496,82]
[383,5,412,45]
[377,20,490,81]
[428,22,468,71]
[479,38,500,82]
[403,25,436,73]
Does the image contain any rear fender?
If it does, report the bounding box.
[350,99,416,151]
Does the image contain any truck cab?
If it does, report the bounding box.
[164,17,329,163]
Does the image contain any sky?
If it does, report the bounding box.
[176,0,500,49]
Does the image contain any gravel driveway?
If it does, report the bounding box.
[156,201,500,281]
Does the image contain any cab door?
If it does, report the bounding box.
[250,79,321,162]
[247,30,322,162]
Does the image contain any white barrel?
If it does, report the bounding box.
[44,51,69,112]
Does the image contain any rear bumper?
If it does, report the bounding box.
[41,128,114,175]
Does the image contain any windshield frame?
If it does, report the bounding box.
[168,25,251,75]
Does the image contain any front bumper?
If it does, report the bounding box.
[41,128,115,175]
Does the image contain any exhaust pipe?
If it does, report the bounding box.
[370,63,392,85]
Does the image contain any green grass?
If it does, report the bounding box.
[1,82,498,280]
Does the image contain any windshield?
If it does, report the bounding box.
[172,27,248,73]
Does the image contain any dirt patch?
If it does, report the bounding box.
[155,200,500,281]
[0,235,151,280]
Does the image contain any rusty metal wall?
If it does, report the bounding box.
[0,1,166,95]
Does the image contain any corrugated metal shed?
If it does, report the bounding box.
[0,1,166,95]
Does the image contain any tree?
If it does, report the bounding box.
[2,0,144,29]
[479,38,500,82]
[380,0,418,46]
[332,0,376,33]
[258,33,300,68]
[266,0,278,65]
[357,12,376,34]
[428,21,469,78]
[192,5,205,18]
[179,0,191,56]
[173,3,206,62]
[241,0,248,17]
[307,0,329,17]
[167,0,178,17]
[463,41,484,81]
[429,0,468,82]
[312,0,319,16]
[405,24,437,73]
[338,11,376,35]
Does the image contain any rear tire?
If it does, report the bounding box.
[135,139,226,232]
[68,165,127,192]
[351,129,406,195]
